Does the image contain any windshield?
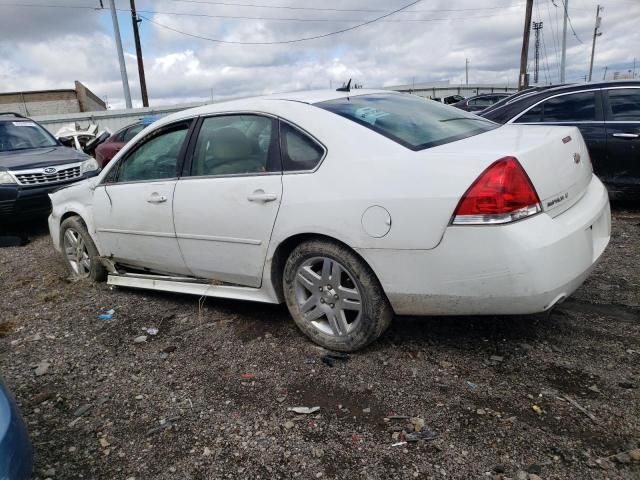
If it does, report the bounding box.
[0,120,58,152]
[315,93,497,151]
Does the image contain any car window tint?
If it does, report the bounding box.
[117,124,189,183]
[514,103,543,123]
[191,115,274,176]
[608,89,640,121]
[0,121,57,151]
[281,123,324,171]
[470,97,492,107]
[541,92,596,122]
[123,124,144,142]
[316,93,497,151]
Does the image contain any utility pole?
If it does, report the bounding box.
[465,58,469,85]
[560,0,568,83]
[588,4,603,82]
[533,22,543,84]
[130,0,149,107]
[518,0,534,90]
[108,0,132,108]
[602,66,608,81]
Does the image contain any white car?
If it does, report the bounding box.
[48,89,611,351]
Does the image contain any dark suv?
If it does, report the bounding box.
[0,113,99,224]
[480,81,640,198]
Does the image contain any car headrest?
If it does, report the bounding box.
[208,127,251,161]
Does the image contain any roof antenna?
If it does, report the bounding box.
[336,78,351,92]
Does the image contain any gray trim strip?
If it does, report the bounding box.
[176,233,262,245]
[97,228,175,238]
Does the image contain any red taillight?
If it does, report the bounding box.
[452,156,541,225]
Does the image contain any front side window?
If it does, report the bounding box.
[316,93,497,151]
[116,123,189,183]
[608,89,640,121]
[280,123,324,171]
[515,103,543,123]
[469,97,493,107]
[191,115,276,176]
[0,120,58,152]
[541,92,596,122]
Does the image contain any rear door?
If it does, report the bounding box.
[603,87,640,192]
[512,90,608,178]
[93,120,194,275]
[172,114,283,287]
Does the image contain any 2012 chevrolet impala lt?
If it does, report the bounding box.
[48,90,611,351]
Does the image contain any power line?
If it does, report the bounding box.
[559,0,583,43]
[163,0,522,14]
[0,2,523,22]
[139,0,425,45]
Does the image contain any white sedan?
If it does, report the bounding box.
[48,89,611,351]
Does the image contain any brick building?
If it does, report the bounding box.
[0,81,106,116]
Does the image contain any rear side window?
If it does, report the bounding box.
[608,89,640,121]
[316,93,497,151]
[469,97,492,107]
[280,123,324,171]
[515,104,543,123]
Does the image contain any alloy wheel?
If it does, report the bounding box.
[63,228,91,277]
[294,256,362,337]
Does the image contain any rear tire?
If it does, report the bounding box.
[283,239,393,352]
[60,216,106,282]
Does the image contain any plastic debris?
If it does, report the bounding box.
[134,335,148,344]
[391,441,407,447]
[145,327,159,336]
[287,406,320,414]
[97,313,113,321]
[532,404,543,415]
[406,430,438,442]
[466,381,478,391]
[240,373,255,380]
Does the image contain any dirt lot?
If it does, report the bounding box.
[1,207,639,480]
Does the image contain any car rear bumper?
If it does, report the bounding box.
[0,384,32,480]
[357,174,611,316]
[0,172,97,223]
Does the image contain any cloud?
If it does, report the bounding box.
[0,0,638,108]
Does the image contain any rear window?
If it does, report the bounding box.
[315,93,497,151]
[0,120,57,152]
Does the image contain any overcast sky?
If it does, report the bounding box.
[0,0,638,109]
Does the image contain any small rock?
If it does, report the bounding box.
[73,404,92,417]
[588,385,601,394]
[34,361,50,376]
[618,381,636,389]
[68,447,77,453]
[528,475,542,480]
[43,467,55,477]
[613,452,631,464]
[526,464,542,474]
[312,448,323,458]
[516,471,528,480]
[362,408,371,414]
[134,335,148,344]
[203,447,212,456]
[99,437,110,448]
[476,408,486,415]
[493,465,506,474]
[276,396,286,403]
[490,355,504,362]
[135,395,143,400]
[410,417,425,431]
[519,343,533,351]
[283,421,295,430]
[629,449,640,462]
[162,345,177,353]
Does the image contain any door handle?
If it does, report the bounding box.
[147,193,167,204]
[247,190,278,203]
[611,133,639,139]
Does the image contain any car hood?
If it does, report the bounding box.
[0,146,90,171]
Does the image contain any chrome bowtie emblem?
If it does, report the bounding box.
[573,153,581,164]
[43,167,57,174]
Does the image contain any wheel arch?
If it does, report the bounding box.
[268,232,387,304]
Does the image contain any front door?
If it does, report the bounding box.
[603,87,640,193]
[93,120,193,275]
[173,114,282,287]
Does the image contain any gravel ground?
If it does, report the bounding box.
[1,207,639,480]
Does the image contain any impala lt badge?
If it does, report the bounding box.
[573,153,581,164]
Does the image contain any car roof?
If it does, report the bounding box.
[153,89,401,128]
[0,112,31,122]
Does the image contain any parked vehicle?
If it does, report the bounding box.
[480,80,640,198]
[56,123,110,158]
[48,89,610,351]
[431,94,465,105]
[0,112,100,223]
[0,378,32,480]
[452,93,512,112]
[94,116,159,168]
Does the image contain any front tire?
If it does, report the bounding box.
[60,216,106,282]
[283,239,393,352]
